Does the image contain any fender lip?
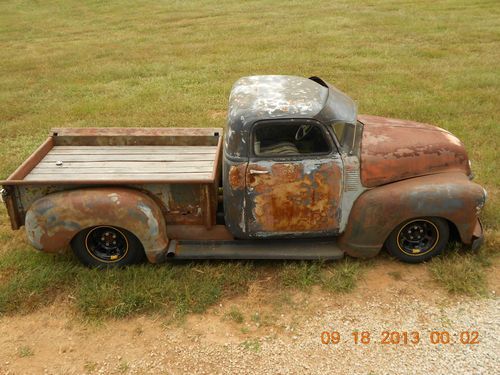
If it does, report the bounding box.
[470,219,484,251]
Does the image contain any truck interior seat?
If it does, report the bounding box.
[256,141,299,155]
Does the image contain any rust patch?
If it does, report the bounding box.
[24,187,169,263]
[228,164,247,190]
[167,225,234,240]
[359,115,470,187]
[247,160,342,233]
[338,172,486,257]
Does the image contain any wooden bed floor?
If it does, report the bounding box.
[24,146,218,182]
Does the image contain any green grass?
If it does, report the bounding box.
[17,345,34,358]
[277,259,365,293]
[320,259,366,293]
[0,245,257,319]
[225,306,245,323]
[279,262,321,289]
[240,338,261,353]
[0,0,499,317]
[429,246,492,296]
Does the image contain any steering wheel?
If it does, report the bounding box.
[295,124,313,141]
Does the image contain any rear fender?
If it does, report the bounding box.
[338,173,486,257]
[25,187,168,263]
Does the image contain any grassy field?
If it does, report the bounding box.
[0,0,498,318]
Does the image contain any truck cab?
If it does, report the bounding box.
[223,75,358,239]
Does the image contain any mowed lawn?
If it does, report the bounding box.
[0,0,498,318]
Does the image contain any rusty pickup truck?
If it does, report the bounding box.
[0,75,487,267]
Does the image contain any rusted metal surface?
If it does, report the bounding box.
[339,155,366,231]
[166,225,234,241]
[228,164,247,191]
[225,75,356,159]
[245,158,343,236]
[138,183,207,226]
[167,238,343,260]
[25,187,169,263]
[222,161,247,238]
[359,115,471,188]
[12,181,217,233]
[223,76,356,239]
[338,172,487,258]
[471,219,484,251]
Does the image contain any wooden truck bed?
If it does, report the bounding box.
[2,127,222,185]
[24,145,218,182]
[1,128,224,232]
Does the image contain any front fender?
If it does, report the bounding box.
[338,173,486,257]
[25,187,168,263]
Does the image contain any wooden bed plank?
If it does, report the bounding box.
[36,161,215,168]
[18,141,221,185]
[43,154,215,162]
[52,145,217,149]
[24,173,213,181]
[29,166,214,174]
[50,146,218,155]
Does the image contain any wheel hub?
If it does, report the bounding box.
[85,226,129,262]
[397,220,439,256]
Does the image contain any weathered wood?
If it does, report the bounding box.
[54,135,219,147]
[50,146,218,154]
[43,154,215,162]
[52,127,222,137]
[29,166,214,174]
[7,137,54,181]
[37,161,215,168]
[2,129,223,187]
[51,127,222,147]
[24,172,213,181]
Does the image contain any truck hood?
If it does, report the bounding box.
[358,115,471,187]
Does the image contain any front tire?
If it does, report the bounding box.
[71,226,145,268]
[385,217,449,263]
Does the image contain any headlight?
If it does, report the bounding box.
[476,187,487,215]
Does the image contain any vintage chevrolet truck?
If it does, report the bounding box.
[0,75,487,267]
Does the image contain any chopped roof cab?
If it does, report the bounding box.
[225,75,356,159]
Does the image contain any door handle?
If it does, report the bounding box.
[249,169,269,175]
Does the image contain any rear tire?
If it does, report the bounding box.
[385,217,449,263]
[71,225,145,268]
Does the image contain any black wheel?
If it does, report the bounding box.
[71,226,145,268]
[385,217,449,263]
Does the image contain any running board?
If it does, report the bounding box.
[166,239,344,260]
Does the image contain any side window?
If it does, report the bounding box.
[332,122,347,145]
[253,122,331,157]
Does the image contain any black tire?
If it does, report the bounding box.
[385,217,449,263]
[71,225,145,268]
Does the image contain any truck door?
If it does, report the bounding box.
[245,119,343,237]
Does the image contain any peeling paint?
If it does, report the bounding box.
[24,188,169,262]
[359,115,471,187]
[246,159,342,235]
[338,172,486,257]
